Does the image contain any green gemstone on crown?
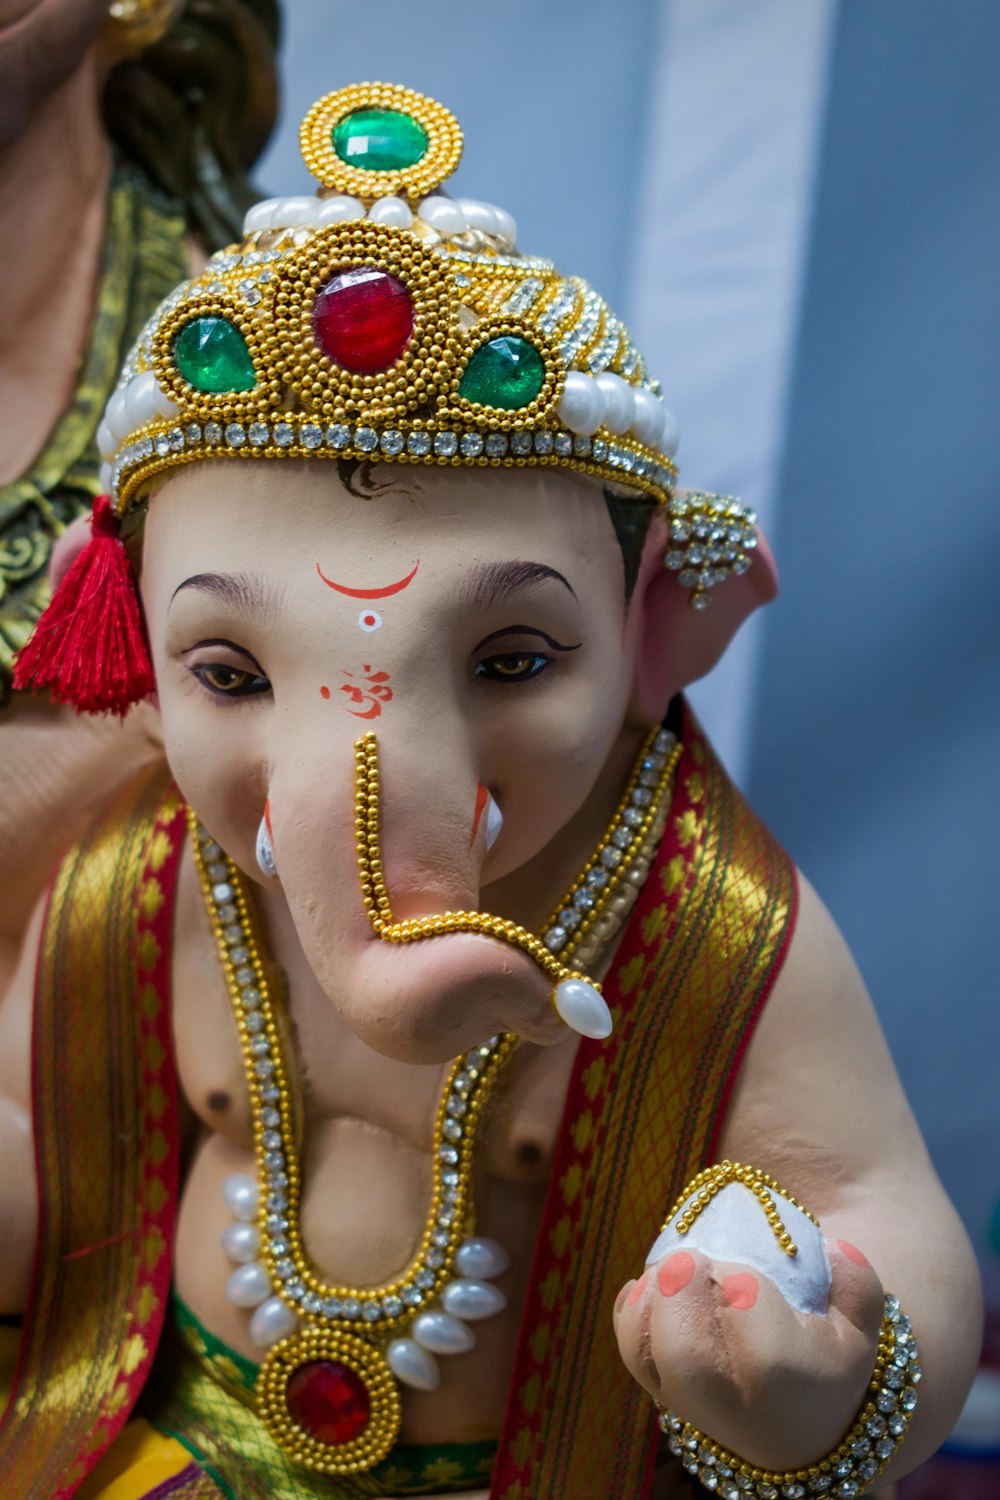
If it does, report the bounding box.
[174,317,256,394]
[332,108,429,173]
[458,336,546,410]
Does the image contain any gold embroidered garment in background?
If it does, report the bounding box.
[0,163,186,700]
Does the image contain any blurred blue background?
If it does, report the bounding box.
[258,0,1000,1295]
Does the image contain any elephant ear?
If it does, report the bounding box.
[627,509,779,723]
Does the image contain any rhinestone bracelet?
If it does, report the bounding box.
[659,1294,920,1499]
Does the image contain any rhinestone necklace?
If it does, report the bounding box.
[189,723,681,1475]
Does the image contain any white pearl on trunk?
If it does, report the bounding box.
[249,1294,298,1348]
[485,794,503,852]
[225,1261,271,1308]
[315,195,364,226]
[418,196,467,235]
[558,372,606,435]
[222,1173,258,1223]
[630,387,667,448]
[368,196,413,228]
[595,373,635,435]
[412,1311,475,1355]
[455,1237,511,1280]
[256,816,276,878]
[387,1338,441,1391]
[221,1221,260,1265]
[441,1279,507,1321]
[553,977,614,1040]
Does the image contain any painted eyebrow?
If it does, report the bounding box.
[170,572,288,619]
[456,560,577,612]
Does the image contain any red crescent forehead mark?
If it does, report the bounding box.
[315,559,420,599]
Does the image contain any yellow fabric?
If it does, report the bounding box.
[76,1419,194,1499]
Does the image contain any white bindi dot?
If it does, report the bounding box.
[359,608,383,632]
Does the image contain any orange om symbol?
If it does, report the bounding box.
[338,664,393,720]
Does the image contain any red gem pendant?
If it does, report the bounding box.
[286,1358,371,1445]
[313,267,415,373]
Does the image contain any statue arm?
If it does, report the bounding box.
[718,870,982,1482]
[615,871,981,1489]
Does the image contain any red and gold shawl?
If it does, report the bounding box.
[0,706,795,1498]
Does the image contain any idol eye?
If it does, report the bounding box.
[475,652,550,683]
[193,664,271,698]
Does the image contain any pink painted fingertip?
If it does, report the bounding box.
[656,1251,695,1298]
[837,1239,870,1268]
[721,1272,759,1310]
[626,1271,649,1306]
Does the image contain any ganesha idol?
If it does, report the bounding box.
[0,83,981,1500]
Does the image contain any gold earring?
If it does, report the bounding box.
[105,0,181,54]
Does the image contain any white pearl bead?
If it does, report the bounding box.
[418,196,467,235]
[493,207,517,246]
[96,419,116,460]
[455,1238,511,1280]
[124,372,159,430]
[314,195,365,226]
[255,816,276,879]
[98,461,113,494]
[221,1221,260,1265]
[105,387,130,444]
[441,1279,507,1321]
[455,197,498,236]
[630,387,667,448]
[412,1311,475,1355]
[485,795,503,853]
[150,382,179,420]
[222,1173,258,1223]
[242,198,278,234]
[249,1294,298,1348]
[595,372,635,435]
[267,196,314,230]
[553,978,614,1040]
[387,1338,441,1391]
[225,1261,271,1308]
[558,372,606,435]
[660,406,681,459]
[368,196,413,228]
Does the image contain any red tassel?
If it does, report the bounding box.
[12,495,155,717]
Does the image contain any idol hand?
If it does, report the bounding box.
[613,1237,884,1472]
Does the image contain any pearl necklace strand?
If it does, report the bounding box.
[190,723,680,1474]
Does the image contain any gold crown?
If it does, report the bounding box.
[98,82,681,514]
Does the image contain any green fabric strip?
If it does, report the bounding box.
[145,1297,495,1497]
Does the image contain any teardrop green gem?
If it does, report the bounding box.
[458,337,546,410]
[332,108,429,172]
[174,317,256,393]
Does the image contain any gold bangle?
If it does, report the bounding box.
[658,1294,920,1499]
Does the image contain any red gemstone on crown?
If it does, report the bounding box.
[285,1358,371,1446]
[313,267,415,373]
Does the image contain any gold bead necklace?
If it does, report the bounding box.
[189,723,681,1474]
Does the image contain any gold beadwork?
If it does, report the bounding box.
[658,1297,920,1498]
[300,83,464,202]
[187,722,680,1474]
[257,1326,401,1471]
[662,1161,819,1258]
[354,730,599,995]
